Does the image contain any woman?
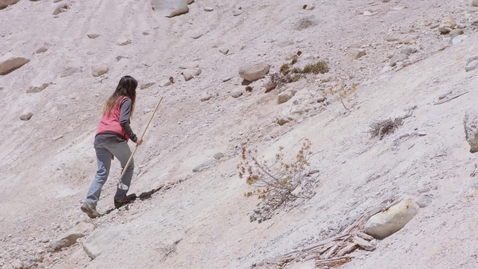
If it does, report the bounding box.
[81,75,143,218]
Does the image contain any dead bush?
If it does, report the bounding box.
[237,139,319,223]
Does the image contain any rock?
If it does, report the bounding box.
[238,63,270,82]
[204,6,213,11]
[116,38,131,46]
[0,55,30,75]
[61,66,80,78]
[465,56,478,72]
[20,110,33,121]
[304,4,315,10]
[213,152,224,160]
[438,26,451,35]
[49,222,94,251]
[82,224,123,259]
[231,88,243,98]
[441,15,456,29]
[87,33,99,39]
[449,29,464,36]
[140,80,155,90]
[473,0,478,7]
[262,79,277,92]
[26,83,50,94]
[363,10,373,16]
[91,64,109,77]
[464,108,478,152]
[399,35,417,45]
[52,3,69,15]
[416,194,432,208]
[384,36,399,42]
[192,160,215,172]
[182,68,201,81]
[191,33,203,39]
[450,35,468,45]
[316,93,326,103]
[351,49,366,59]
[320,73,334,82]
[278,90,295,104]
[232,7,243,16]
[389,53,408,67]
[0,0,20,9]
[179,62,199,69]
[219,48,229,55]
[151,0,189,18]
[200,92,212,102]
[277,116,292,126]
[294,16,317,31]
[159,77,174,87]
[400,47,417,56]
[364,196,419,239]
[35,43,50,54]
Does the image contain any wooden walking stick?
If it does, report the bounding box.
[118,97,163,190]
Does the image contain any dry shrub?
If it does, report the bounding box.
[237,139,319,223]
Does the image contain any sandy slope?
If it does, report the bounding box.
[1,0,478,268]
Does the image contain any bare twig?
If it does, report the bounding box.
[434,91,469,105]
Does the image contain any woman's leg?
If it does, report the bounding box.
[104,141,134,200]
[85,144,113,205]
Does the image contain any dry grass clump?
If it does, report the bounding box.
[369,118,404,140]
[369,110,413,140]
[301,61,329,74]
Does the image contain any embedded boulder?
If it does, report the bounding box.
[364,196,419,239]
[238,63,270,82]
[151,0,189,18]
[81,224,124,259]
[0,55,30,75]
[0,0,20,9]
[49,222,95,251]
[464,108,478,153]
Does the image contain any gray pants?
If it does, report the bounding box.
[85,142,134,205]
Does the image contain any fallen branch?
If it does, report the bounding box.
[434,91,469,105]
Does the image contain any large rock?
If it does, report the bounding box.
[278,90,296,104]
[464,108,478,152]
[49,222,95,251]
[0,0,20,9]
[20,110,33,121]
[91,64,109,77]
[390,53,408,67]
[151,0,189,17]
[364,196,419,239]
[27,83,50,94]
[182,68,201,81]
[238,63,270,82]
[465,56,478,72]
[0,55,30,75]
[81,224,123,259]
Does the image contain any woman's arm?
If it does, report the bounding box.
[119,98,138,143]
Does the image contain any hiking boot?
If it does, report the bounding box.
[114,193,137,209]
[81,203,101,219]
